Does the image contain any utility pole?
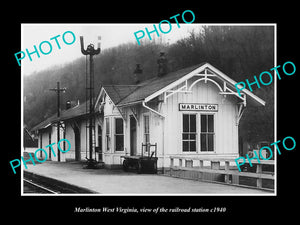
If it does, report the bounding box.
[49,82,66,162]
[80,36,101,164]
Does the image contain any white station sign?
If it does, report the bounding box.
[179,103,218,112]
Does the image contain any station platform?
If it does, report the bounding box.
[24,161,271,195]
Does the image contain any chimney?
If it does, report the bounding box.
[157,52,168,77]
[133,64,142,84]
[66,100,71,109]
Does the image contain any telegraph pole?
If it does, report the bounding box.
[49,82,66,162]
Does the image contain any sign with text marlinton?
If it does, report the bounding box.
[179,103,218,112]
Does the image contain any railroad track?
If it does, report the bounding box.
[23,171,97,194]
[23,179,58,194]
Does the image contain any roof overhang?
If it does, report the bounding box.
[95,87,105,109]
[116,100,143,107]
[144,62,265,107]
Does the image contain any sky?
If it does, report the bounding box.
[21,24,203,76]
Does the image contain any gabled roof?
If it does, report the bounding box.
[102,85,140,105]
[32,62,266,132]
[117,63,204,106]
[102,62,265,107]
[30,113,57,131]
[31,101,88,132]
[52,101,87,123]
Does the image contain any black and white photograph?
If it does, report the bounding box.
[5,5,298,219]
[20,23,277,196]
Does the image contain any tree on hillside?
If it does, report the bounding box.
[24,25,274,147]
[166,26,274,144]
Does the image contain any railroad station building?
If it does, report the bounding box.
[31,100,89,162]
[31,60,265,171]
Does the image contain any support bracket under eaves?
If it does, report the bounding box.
[236,103,246,126]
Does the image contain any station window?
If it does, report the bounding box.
[144,115,150,143]
[182,114,196,152]
[105,118,110,151]
[97,125,102,152]
[143,115,150,151]
[115,118,124,151]
[200,114,214,151]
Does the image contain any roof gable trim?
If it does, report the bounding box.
[144,63,208,102]
[144,63,265,106]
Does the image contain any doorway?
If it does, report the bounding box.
[130,115,137,156]
[74,126,81,161]
[48,131,52,159]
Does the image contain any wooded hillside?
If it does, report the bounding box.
[24,25,274,144]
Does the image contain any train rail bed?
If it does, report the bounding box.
[23,179,58,194]
[23,171,97,194]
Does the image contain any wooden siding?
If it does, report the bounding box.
[161,78,239,159]
[102,93,125,165]
[100,77,240,168]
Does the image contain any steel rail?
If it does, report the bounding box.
[23,179,58,194]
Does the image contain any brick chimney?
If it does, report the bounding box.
[133,64,142,84]
[157,52,168,77]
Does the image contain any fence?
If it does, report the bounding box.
[169,156,275,191]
